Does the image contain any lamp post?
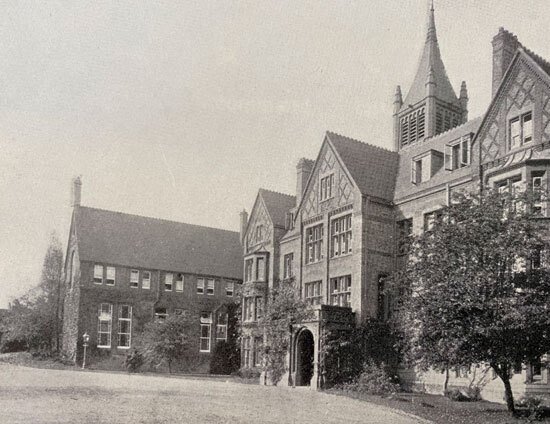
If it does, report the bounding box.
[82,332,90,369]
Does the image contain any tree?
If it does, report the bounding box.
[0,232,64,353]
[392,188,550,415]
[209,303,240,374]
[140,312,198,373]
[255,279,312,385]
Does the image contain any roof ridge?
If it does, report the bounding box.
[259,188,296,199]
[521,45,550,72]
[326,131,395,154]
[78,205,239,234]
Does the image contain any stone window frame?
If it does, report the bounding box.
[216,312,228,343]
[319,173,334,202]
[197,278,205,294]
[330,213,352,258]
[283,253,294,279]
[130,269,139,288]
[164,272,173,291]
[304,280,322,305]
[175,273,184,292]
[142,271,151,290]
[93,264,104,284]
[244,259,254,282]
[117,305,132,349]
[199,312,212,353]
[305,223,324,265]
[105,266,116,286]
[206,278,215,295]
[509,111,533,150]
[225,281,234,297]
[329,275,351,307]
[445,135,471,171]
[97,303,113,348]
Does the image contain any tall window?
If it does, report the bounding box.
[305,281,322,305]
[256,257,265,282]
[397,218,413,255]
[216,312,228,343]
[165,273,173,291]
[510,112,533,149]
[225,281,234,297]
[93,264,103,284]
[400,108,425,146]
[243,337,251,367]
[244,259,253,282]
[283,253,293,279]
[207,279,215,295]
[197,278,205,294]
[142,271,151,290]
[130,270,139,288]
[305,224,324,264]
[253,336,263,367]
[175,273,184,292]
[320,174,334,201]
[200,312,212,352]
[532,172,545,216]
[330,275,351,307]
[105,266,116,286]
[97,303,112,348]
[377,275,390,321]
[118,305,132,348]
[255,297,264,320]
[244,297,254,322]
[331,214,352,257]
[445,136,471,171]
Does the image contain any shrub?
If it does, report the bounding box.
[124,348,144,373]
[209,340,240,375]
[237,367,261,379]
[516,395,545,421]
[345,362,400,395]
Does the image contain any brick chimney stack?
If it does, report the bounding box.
[492,27,520,98]
[296,158,313,207]
[71,176,82,207]
[239,209,248,244]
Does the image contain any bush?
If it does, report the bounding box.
[516,395,545,421]
[444,387,479,402]
[124,348,144,373]
[209,340,240,375]
[343,362,400,395]
[237,367,261,379]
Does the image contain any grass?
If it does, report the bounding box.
[326,388,550,424]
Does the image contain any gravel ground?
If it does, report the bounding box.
[0,362,429,424]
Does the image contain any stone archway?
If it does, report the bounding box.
[295,329,315,386]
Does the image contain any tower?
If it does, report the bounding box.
[393,1,467,151]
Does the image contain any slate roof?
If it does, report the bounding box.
[326,132,399,202]
[75,206,243,280]
[402,4,458,109]
[258,189,296,228]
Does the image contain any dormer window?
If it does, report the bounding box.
[445,135,471,171]
[510,112,533,149]
[412,150,444,184]
[320,174,334,201]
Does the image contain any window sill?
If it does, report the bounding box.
[117,346,130,350]
[93,281,103,285]
[97,345,111,349]
[305,260,323,266]
[331,252,353,260]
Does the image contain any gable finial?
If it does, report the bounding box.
[430,0,434,11]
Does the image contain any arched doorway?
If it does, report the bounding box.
[295,329,314,386]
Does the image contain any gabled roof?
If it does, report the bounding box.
[402,4,458,109]
[326,132,399,201]
[258,188,296,228]
[75,206,242,280]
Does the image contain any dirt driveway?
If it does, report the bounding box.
[0,363,430,423]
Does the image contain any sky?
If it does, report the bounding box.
[2,0,550,308]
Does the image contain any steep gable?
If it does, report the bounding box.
[245,192,274,252]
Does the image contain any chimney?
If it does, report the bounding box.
[392,85,403,151]
[71,176,82,207]
[459,81,469,123]
[239,209,248,244]
[492,27,520,98]
[296,158,313,207]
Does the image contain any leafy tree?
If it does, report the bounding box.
[255,279,312,385]
[0,232,64,353]
[392,188,550,415]
[140,312,198,373]
[209,303,240,374]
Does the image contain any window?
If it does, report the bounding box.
[244,259,253,282]
[130,270,139,288]
[197,278,205,294]
[445,136,471,171]
[93,264,103,284]
[330,275,351,307]
[244,297,254,322]
[154,307,167,322]
[400,108,426,147]
[164,273,173,291]
[207,279,215,295]
[256,257,265,282]
[243,337,251,367]
[331,214,352,257]
[510,112,533,149]
[175,274,184,292]
[532,173,545,215]
[412,155,431,184]
[216,312,228,342]
[529,358,543,382]
[285,212,294,230]
[378,275,390,321]
[142,271,151,290]
[424,210,443,232]
[225,281,234,297]
[305,281,322,305]
[283,253,294,279]
[106,266,116,285]
[97,303,112,348]
[320,174,334,201]
[497,177,523,213]
[200,312,212,352]
[397,218,413,255]
[305,224,324,264]
[118,305,132,348]
[255,297,263,320]
[255,225,263,242]
[253,336,263,367]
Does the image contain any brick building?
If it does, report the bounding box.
[240,4,550,401]
[62,178,242,368]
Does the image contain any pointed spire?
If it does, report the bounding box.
[393,85,403,113]
[401,1,458,109]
